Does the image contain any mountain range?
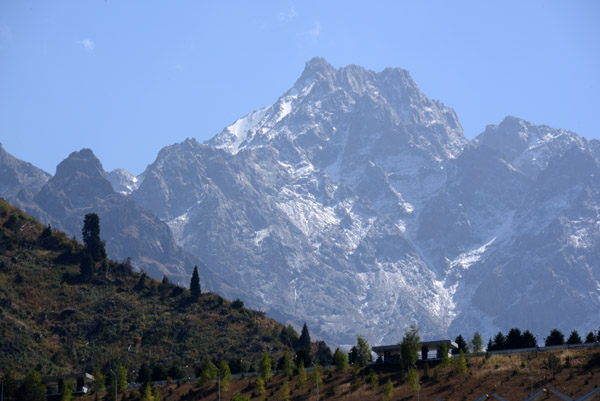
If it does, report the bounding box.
[2,57,599,346]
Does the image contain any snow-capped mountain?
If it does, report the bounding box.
[129,58,600,345]
[3,58,599,346]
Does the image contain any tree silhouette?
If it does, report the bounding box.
[190,265,201,299]
[82,213,106,262]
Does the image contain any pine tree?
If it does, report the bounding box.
[59,379,73,401]
[566,330,582,345]
[116,364,128,393]
[79,252,95,282]
[92,367,105,392]
[297,360,306,389]
[255,376,266,398]
[190,265,201,299]
[309,364,323,387]
[280,381,290,401]
[407,366,418,392]
[279,351,294,378]
[439,341,450,368]
[259,351,273,382]
[383,378,393,401]
[218,360,232,392]
[505,328,524,349]
[198,355,218,385]
[455,349,467,375]
[487,338,494,351]
[545,329,565,346]
[297,323,311,350]
[369,369,379,391]
[493,331,506,350]
[355,334,371,367]
[400,323,420,370]
[82,213,106,262]
[585,331,596,343]
[333,348,348,373]
[470,331,484,354]
[138,362,151,384]
[453,334,468,355]
[522,330,537,348]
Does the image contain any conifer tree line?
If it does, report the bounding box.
[481,327,599,352]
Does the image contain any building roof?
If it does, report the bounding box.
[372,340,458,354]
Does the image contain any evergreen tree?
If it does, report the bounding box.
[79,252,95,282]
[585,331,597,343]
[116,364,128,393]
[455,349,468,375]
[255,376,266,399]
[82,213,106,262]
[566,330,582,345]
[198,356,218,385]
[545,329,565,346]
[297,360,306,389]
[151,364,167,382]
[355,334,371,367]
[487,338,493,352]
[259,351,273,382]
[280,325,298,348]
[369,369,379,392]
[407,367,418,392]
[470,331,484,354]
[138,363,151,384]
[190,265,201,299]
[140,383,153,401]
[297,323,311,354]
[522,330,537,348]
[278,351,294,378]
[218,360,232,392]
[439,341,450,367]
[333,348,348,373]
[453,334,468,355]
[280,381,290,401]
[92,367,105,392]
[505,328,524,349]
[315,340,333,365]
[383,378,393,401]
[493,331,506,350]
[309,364,323,387]
[16,370,46,401]
[400,323,420,370]
[59,379,73,401]
[167,364,184,380]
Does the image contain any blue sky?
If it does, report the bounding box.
[1,1,598,175]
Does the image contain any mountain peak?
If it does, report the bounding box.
[294,57,337,89]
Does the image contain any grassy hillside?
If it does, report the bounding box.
[0,198,297,377]
[82,347,600,400]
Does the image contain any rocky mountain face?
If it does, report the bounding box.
[4,58,599,346]
[0,143,50,202]
[0,148,210,285]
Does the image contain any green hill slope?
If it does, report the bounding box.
[0,198,298,377]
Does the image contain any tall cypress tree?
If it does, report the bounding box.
[82,213,106,262]
[190,265,201,299]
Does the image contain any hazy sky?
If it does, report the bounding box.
[1,1,598,175]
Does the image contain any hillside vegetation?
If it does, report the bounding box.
[82,347,600,400]
[0,198,298,377]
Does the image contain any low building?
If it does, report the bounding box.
[42,372,95,397]
[373,340,458,363]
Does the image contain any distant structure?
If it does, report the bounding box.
[373,340,458,363]
[41,372,95,396]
